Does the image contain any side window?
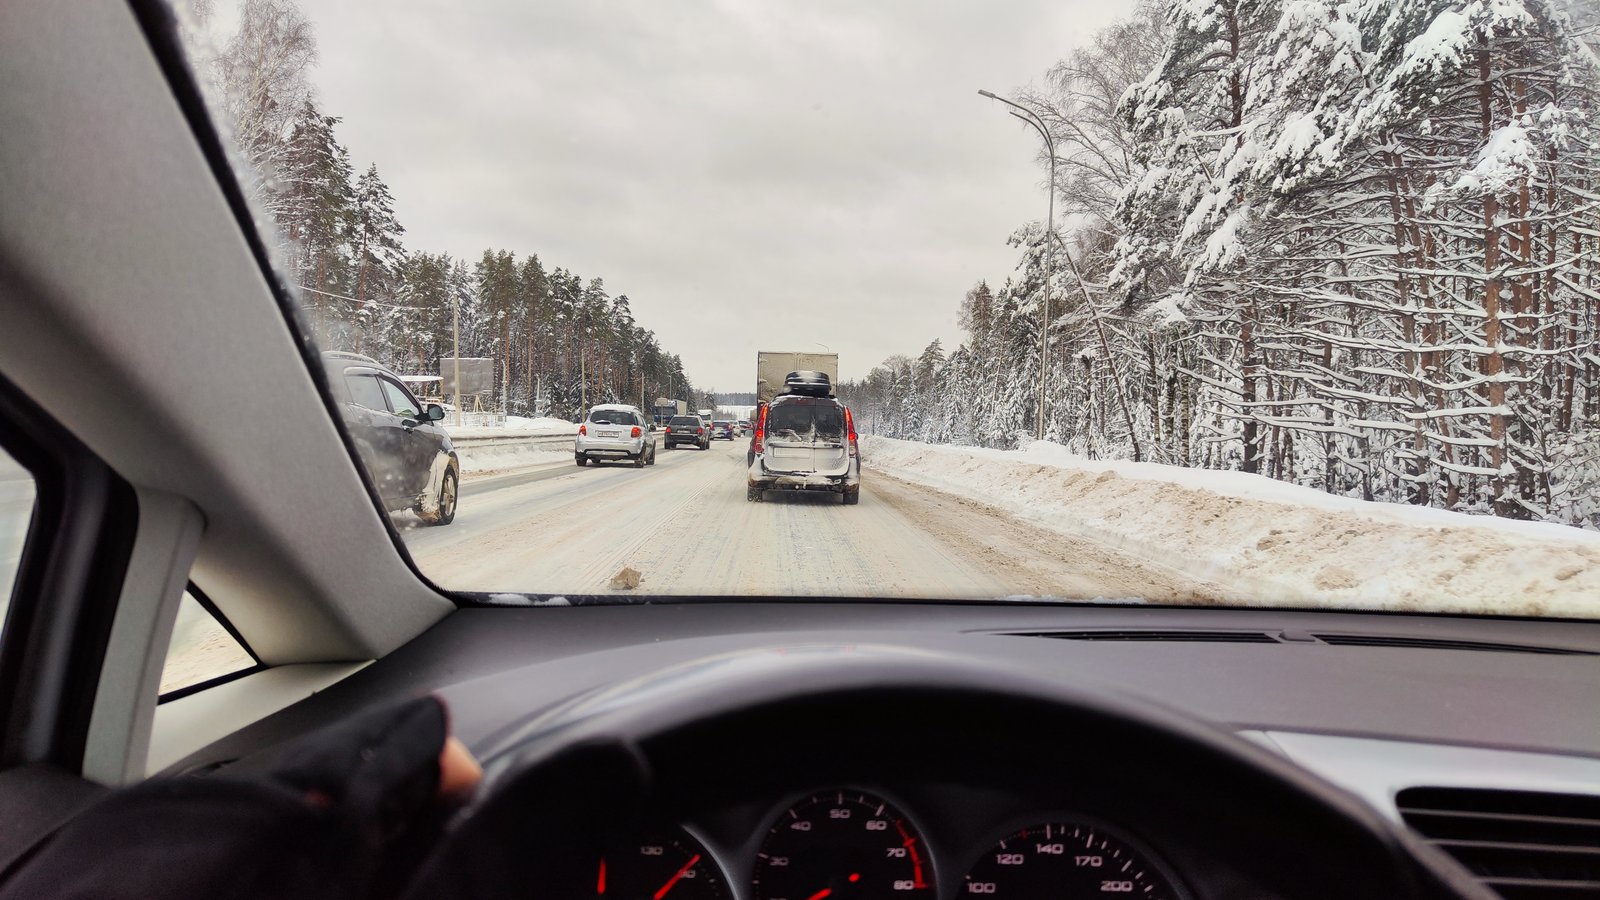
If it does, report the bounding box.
[159,588,256,696]
[345,373,388,412]
[379,378,419,419]
[0,443,35,639]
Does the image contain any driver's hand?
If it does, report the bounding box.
[0,696,477,900]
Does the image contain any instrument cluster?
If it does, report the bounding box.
[598,788,1189,900]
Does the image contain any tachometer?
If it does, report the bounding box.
[753,790,931,900]
[599,828,729,900]
[963,822,1181,899]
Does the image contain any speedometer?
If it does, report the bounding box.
[599,828,729,900]
[753,790,931,900]
[963,822,1181,899]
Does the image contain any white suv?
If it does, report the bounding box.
[575,404,657,468]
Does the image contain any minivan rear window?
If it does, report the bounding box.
[767,399,843,439]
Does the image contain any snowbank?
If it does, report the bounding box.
[456,442,572,475]
[861,436,1600,617]
[511,415,577,430]
[448,416,578,438]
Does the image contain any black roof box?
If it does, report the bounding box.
[783,370,833,397]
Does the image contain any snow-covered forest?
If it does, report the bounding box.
[184,0,696,419]
[840,0,1600,526]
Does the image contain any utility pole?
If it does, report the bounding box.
[978,89,1056,441]
[451,290,462,428]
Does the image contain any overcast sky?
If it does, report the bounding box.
[297,0,1121,389]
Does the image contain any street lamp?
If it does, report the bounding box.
[978,88,1055,441]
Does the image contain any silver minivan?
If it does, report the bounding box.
[747,394,860,504]
[575,404,657,468]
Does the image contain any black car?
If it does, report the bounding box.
[663,414,711,450]
[323,352,460,525]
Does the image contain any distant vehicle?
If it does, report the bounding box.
[747,370,860,504]
[756,351,839,406]
[737,419,751,435]
[575,404,657,468]
[652,398,688,424]
[712,420,734,440]
[663,414,711,450]
[322,351,459,525]
[696,408,714,421]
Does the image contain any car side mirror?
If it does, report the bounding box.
[425,403,446,422]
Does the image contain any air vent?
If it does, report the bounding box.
[1012,630,1280,643]
[1314,635,1596,656]
[1398,787,1600,899]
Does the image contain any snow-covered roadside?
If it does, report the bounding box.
[447,417,579,475]
[448,415,577,438]
[457,444,572,476]
[861,436,1600,617]
[453,435,575,476]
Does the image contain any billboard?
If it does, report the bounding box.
[438,357,494,396]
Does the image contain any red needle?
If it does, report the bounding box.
[598,858,606,896]
[653,853,702,900]
[805,890,833,900]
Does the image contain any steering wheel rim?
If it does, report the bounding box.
[408,644,1489,900]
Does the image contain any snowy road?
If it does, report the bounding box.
[401,441,1234,602]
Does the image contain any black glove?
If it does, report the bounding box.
[0,696,451,900]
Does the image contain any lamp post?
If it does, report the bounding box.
[978,89,1055,441]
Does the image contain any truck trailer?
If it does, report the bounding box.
[755,351,840,405]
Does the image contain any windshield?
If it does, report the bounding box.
[173,0,1600,616]
[588,409,639,426]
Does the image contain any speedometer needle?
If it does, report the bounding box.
[804,890,832,900]
[653,853,702,900]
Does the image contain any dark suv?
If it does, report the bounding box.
[662,415,710,450]
[323,352,459,525]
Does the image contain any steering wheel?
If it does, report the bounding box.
[402,645,1488,900]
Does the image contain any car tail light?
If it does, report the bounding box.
[664,426,671,433]
[752,404,767,454]
[696,427,704,434]
[579,424,587,436]
[631,426,642,438]
[844,407,859,456]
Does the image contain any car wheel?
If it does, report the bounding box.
[842,489,859,506]
[416,466,459,525]
[575,454,586,467]
[437,468,459,523]
[747,484,762,502]
[648,447,657,466]
[634,451,646,469]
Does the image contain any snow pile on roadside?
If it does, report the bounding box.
[457,441,572,475]
[860,436,1600,617]
[448,416,578,438]
[511,415,577,430]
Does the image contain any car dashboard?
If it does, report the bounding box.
[164,601,1600,900]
